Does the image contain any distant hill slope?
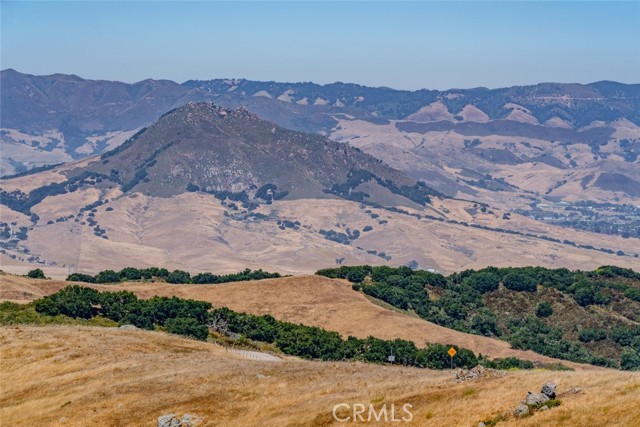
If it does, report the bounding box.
[77,102,434,203]
[1,102,638,275]
[4,326,640,427]
[3,69,639,175]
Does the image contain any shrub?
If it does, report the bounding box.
[578,328,607,343]
[27,268,46,279]
[624,288,640,302]
[535,301,553,318]
[620,348,640,371]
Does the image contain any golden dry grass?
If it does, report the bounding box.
[1,326,639,427]
[0,273,593,367]
[3,190,639,280]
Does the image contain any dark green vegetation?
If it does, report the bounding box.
[26,268,46,279]
[317,265,640,370]
[3,286,535,370]
[211,307,480,368]
[66,267,281,284]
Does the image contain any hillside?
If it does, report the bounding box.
[318,265,640,370]
[0,272,578,365]
[2,326,640,426]
[2,100,638,276]
[2,70,639,243]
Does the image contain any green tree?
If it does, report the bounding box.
[95,270,121,283]
[535,301,553,318]
[165,317,209,340]
[34,285,100,319]
[468,308,500,336]
[503,272,537,292]
[463,272,500,294]
[27,268,46,279]
[166,270,191,284]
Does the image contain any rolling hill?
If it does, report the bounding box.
[2,270,640,426]
[0,272,584,365]
[2,70,639,243]
[3,325,640,427]
[1,102,638,276]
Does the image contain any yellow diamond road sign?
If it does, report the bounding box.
[447,347,457,357]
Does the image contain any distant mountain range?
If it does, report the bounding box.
[1,69,639,253]
[1,99,638,276]
[2,68,639,173]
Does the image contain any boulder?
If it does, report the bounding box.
[515,403,529,418]
[541,381,556,399]
[119,324,138,330]
[158,414,180,427]
[526,392,550,406]
[157,414,201,427]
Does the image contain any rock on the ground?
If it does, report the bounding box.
[526,391,550,406]
[541,381,556,399]
[119,324,138,330]
[515,403,529,418]
[158,414,179,427]
[157,414,201,427]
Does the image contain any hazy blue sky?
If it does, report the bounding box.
[2,1,639,90]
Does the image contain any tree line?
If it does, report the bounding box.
[66,267,281,284]
[31,286,535,370]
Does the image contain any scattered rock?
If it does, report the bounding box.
[515,403,529,418]
[256,374,267,379]
[456,365,501,381]
[478,422,486,427]
[526,391,550,406]
[539,405,549,411]
[157,414,201,427]
[541,381,556,399]
[119,324,138,330]
[157,414,179,427]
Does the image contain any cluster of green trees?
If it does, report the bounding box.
[211,307,479,368]
[66,267,280,284]
[317,265,640,370]
[32,286,537,370]
[35,286,211,339]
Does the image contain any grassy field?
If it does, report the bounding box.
[1,326,639,427]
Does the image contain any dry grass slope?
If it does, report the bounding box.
[1,326,639,427]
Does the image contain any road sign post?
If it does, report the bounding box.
[447,347,457,369]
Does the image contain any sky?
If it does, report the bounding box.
[1,1,639,90]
